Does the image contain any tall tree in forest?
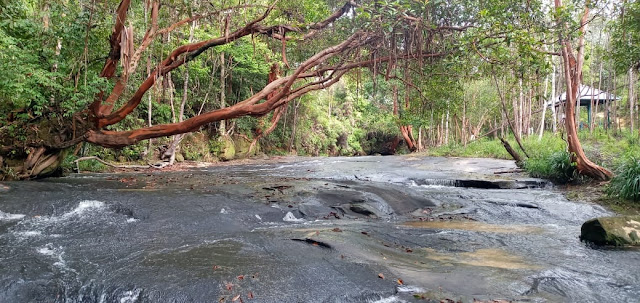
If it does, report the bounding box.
[554,0,613,180]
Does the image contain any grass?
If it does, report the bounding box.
[422,130,640,213]
[607,156,640,202]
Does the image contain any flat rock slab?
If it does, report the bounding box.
[581,216,640,246]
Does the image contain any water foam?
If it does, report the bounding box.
[283,211,304,223]
[36,200,107,223]
[119,289,142,303]
[65,200,106,217]
[0,210,26,221]
[396,285,425,293]
[16,230,42,237]
[367,296,407,303]
[37,243,73,271]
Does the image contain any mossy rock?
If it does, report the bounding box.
[175,153,185,162]
[234,136,259,157]
[580,216,640,246]
[218,136,236,161]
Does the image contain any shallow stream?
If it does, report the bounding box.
[1,156,638,302]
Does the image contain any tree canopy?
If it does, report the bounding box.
[0,0,636,179]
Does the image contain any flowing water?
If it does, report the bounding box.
[0,156,638,302]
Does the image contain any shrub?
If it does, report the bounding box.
[525,151,577,184]
[607,157,640,201]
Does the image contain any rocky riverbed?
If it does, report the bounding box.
[1,156,639,302]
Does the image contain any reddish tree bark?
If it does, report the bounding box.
[555,0,613,180]
[4,0,465,179]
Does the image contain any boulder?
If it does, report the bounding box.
[218,136,236,161]
[580,216,640,246]
[175,153,185,162]
[235,136,258,157]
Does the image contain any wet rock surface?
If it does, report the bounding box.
[0,155,639,302]
[581,216,640,246]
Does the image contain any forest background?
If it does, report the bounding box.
[1,0,639,203]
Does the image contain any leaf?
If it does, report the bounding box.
[378,273,385,279]
[232,295,241,301]
[248,291,254,299]
[397,279,404,285]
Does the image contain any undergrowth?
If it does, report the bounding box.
[607,156,640,202]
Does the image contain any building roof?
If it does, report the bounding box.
[548,85,620,107]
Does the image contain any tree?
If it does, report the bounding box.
[554,0,613,180]
[1,0,467,179]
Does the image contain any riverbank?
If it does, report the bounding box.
[421,131,640,215]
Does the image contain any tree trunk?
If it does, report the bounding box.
[630,68,635,134]
[555,0,613,181]
[418,126,424,151]
[164,21,195,165]
[289,99,300,153]
[249,63,282,154]
[445,104,450,145]
[393,85,417,151]
[595,60,603,130]
[219,52,227,136]
[493,74,529,158]
[539,73,549,139]
[527,87,533,135]
[551,60,558,133]
[499,137,524,167]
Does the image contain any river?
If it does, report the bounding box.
[0,156,638,302]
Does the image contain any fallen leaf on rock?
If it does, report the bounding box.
[248,291,254,299]
[232,294,241,301]
[378,273,385,279]
[237,275,244,280]
[219,297,225,303]
[225,282,233,291]
[213,265,220,270]
[396,279,404,285]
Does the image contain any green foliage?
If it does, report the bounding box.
[425,133,583,184]
[61,154,106,173]
[611,0,640,71]
[525,151,577,184]
[607,157,640,202]
[426,139,510,159]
